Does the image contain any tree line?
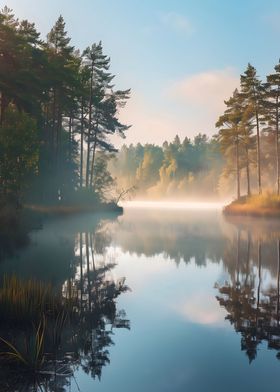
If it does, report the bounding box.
[216,63,280,199]
[110,134,224,199]
[0,7,130,208]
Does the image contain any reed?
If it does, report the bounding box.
[0,316,45,370]
[0,275,61,325]
[0,276,73,372]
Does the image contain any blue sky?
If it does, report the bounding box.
[6,0,280,144]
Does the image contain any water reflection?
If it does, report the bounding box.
[111,208,280,275]
[110,209,226,266]
[110,208,280,364]
[216,218,280,363]
[3,208,280,391]
[0,214,130,391]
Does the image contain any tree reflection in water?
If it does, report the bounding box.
[0,226,130,392]
[216,221,280,363]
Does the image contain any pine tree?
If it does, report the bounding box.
[0,9,131,207]
[240,64,265,194]
[216,89,244,199]
[82,42,130,190]
[265,61,280,194]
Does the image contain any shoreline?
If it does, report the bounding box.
[223,195,280,218]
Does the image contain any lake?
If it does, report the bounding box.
[1,202,280,391]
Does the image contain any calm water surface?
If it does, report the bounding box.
[2,203,280,391]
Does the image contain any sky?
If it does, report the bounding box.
[5,0,280,145]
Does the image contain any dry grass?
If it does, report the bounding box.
[224,193,280,217]
[0,276,73,371]
[0,276,58,324]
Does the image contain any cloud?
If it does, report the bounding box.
[114,68,239,146]
[159,12,193,34]
[169,68,239,112]
[116,91,183,146]
[173,291,227,326]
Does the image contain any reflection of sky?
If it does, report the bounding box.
[109,249,227,327]
[3,206,280,390]
[73,209,280,392]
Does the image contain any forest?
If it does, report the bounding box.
[0,6,130,213]
[112,63,280,203]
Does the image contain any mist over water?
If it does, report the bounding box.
[120,200,225,210]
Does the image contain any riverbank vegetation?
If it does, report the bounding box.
[0,7,130,218]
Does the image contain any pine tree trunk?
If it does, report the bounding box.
[86,138,91,188]
[246,146,251,196]
[80,98,84,188]
[68,113,72,154]
[89,128,98,189]
[276,100,280,195]
[52,90,57,154]
[255,108,262,194]
[86,65,94,188]
[236,139,241,200]
[57,106,62,170]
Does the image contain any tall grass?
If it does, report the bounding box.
[0,316,45,370]
[0,276,60,325]
[0,273,128,381]
[0,276,73,372]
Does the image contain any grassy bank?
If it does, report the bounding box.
[224,194,280,217]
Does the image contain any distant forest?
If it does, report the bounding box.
[110,134,223,200]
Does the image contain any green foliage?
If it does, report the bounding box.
[0,7,130,209]
[0,106,39,198]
